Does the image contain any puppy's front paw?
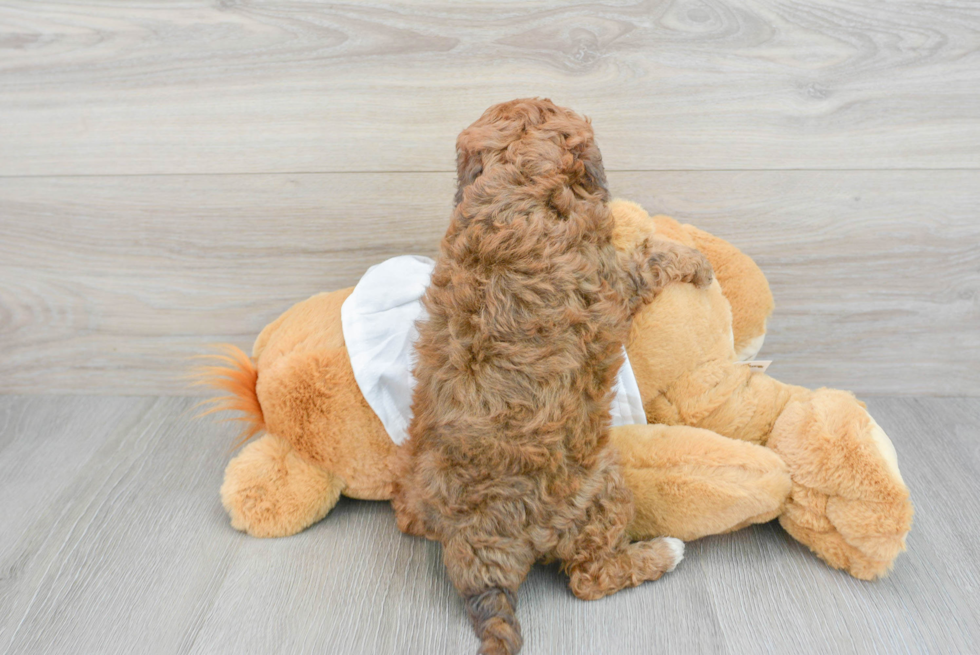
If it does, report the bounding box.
[686,251,714,288]
[649,242,713,289]
[677,246,714,289]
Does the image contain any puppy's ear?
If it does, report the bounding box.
[581,146,609,199]
[454,148,483,206]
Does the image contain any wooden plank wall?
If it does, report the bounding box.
[1,1,978,395]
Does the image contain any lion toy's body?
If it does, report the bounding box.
[203,200,912,580]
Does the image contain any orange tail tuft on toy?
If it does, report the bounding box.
[192,344,265,449]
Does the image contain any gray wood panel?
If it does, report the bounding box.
[0,395,977,654]
[0,396,149,557]
[2,171,977,395]
[1,1,978,176]
[0,396,242,655]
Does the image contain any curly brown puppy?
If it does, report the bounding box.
[391,98,712,655]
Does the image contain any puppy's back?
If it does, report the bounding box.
[410,99,629,469]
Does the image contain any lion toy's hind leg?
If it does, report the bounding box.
[221,432,346,538]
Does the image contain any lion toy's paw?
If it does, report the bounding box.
[221,434,346,538]
[768,389,913,579]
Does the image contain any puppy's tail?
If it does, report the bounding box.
[191,344,265,449]
[465,588,522,655]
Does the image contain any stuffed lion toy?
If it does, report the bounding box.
[200,200,912,580]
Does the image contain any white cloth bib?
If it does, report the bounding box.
[341,255,647,445]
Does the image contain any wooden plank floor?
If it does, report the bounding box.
[1,395,977,654]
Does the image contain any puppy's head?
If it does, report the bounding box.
[454,98,608,207]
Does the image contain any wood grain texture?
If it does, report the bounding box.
[0,396,145,557]
[0,396,242,655]
[0,396,977,654]
[1,171,977,395]
[1,1,978,176]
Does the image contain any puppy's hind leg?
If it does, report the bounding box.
[444,530,535,655]
[558,450,684,601]
[567,533,684,601]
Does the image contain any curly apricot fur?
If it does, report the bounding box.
[391,99,710,655]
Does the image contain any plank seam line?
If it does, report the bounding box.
[1,167,978,179]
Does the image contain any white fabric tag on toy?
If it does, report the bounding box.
[341,255,647,446]
[740,360,772,373]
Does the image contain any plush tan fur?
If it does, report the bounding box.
[221,433,345,538]
[391,99,710,655]
[609,200,773,360]
[619,204,912,579]
[199,201,911,582]
[610,424,790,541]
[769,390,914,579]
[199,290,398,538]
